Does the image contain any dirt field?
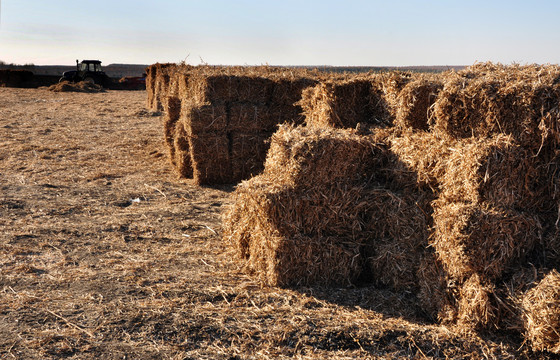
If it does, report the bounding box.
[0,88,551,359]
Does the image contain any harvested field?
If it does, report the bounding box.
[1,86,553,359]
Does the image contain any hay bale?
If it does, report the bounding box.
[416,252,458,323]
[230,133,272,182]
[386,129,456,190]
[522,269,560,353]
[172,122,193,178]
[263,125,388,189]
[182,102,227,135]
[456,273,500,331]
[228,103,304,133]
[163,96,182,165]
[395,77,443,130]
[440,134,556,212]
[0,69,34,87]
[188,134,231,185]
[223,125,431,289]
[432,65,560,148]
[362,188,429,290]
[269,77,319,105]
[187,73,273,104]
[298,76,393,129]
[222,176,366,287]
[431,201,542,281]
[145,64,158,110]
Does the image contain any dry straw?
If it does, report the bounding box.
[395,76,443,130]
[522,269,560,353]
[431,201,542,281]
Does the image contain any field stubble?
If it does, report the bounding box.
[0,88,547,359]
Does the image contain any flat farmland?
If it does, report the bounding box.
[0,88,546,359]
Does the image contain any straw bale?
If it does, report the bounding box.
[395,78,443,130]
[456,273,500,331]
[145,64,157,110]
[432,66,560,147]
[163,96,182,165]
[416,252,458,323]
[522,269,560,353]
[230,133,272,182]
[362,188,429,290]
[222,176,366,286]
[228,103,304,133]
[263,125,388,189]
[269,77,319,105]
[431,201,542,281]
[440,134,556,212]
[223,125,432,288]
[381,71,414,119]
[172,122,193,178]
[187,74,273,105]
[188,134,231,185]
[386,129,456,190]
[0,69,34,87]
[181,103,227,135]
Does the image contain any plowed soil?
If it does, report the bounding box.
[0,88,550,359]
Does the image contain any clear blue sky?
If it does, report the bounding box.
[1,0,559,66]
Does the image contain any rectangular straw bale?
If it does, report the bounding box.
[395,77,443,131]
[386,130,456,190]
[230,133,272,182]
[456,273,501,332]
[163,96,182,165]
[431,201,542,281]
[299,78,392,129]
[380,71,414,117]
[228,103,304,133]
[188,134,231,185]
[145,64,158,110]
[222,176,366,287]
[270,77,319,105]
[440,134,556,212]
[172,122,193,178]
[433,69,560,147]
[264,125,388,189]
[522,269,560,353]
[362,188,429,291]
[416,252,458,323]
[187,74,272,104]
[181,103,227,135]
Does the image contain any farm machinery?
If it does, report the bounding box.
[59,59,110,87]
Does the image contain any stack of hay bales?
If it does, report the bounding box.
[150,64,319,185]
[221,63,560,352]
[298,72,417,129]
[0,69,34,87]
[145,63,177,111]
[222,125,429,288]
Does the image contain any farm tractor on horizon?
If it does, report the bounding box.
[59,59,110,87]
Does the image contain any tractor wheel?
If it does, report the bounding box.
[83,77,95,85]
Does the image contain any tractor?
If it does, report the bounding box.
[59,60,110,87]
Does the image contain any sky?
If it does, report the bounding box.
[0,0,559,66]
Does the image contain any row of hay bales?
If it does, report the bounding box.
[147,63,422,185]
[218,63,560,353]
[147,63,325,184]
[0,69,34,87]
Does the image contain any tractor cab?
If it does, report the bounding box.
[78,60,103,73]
